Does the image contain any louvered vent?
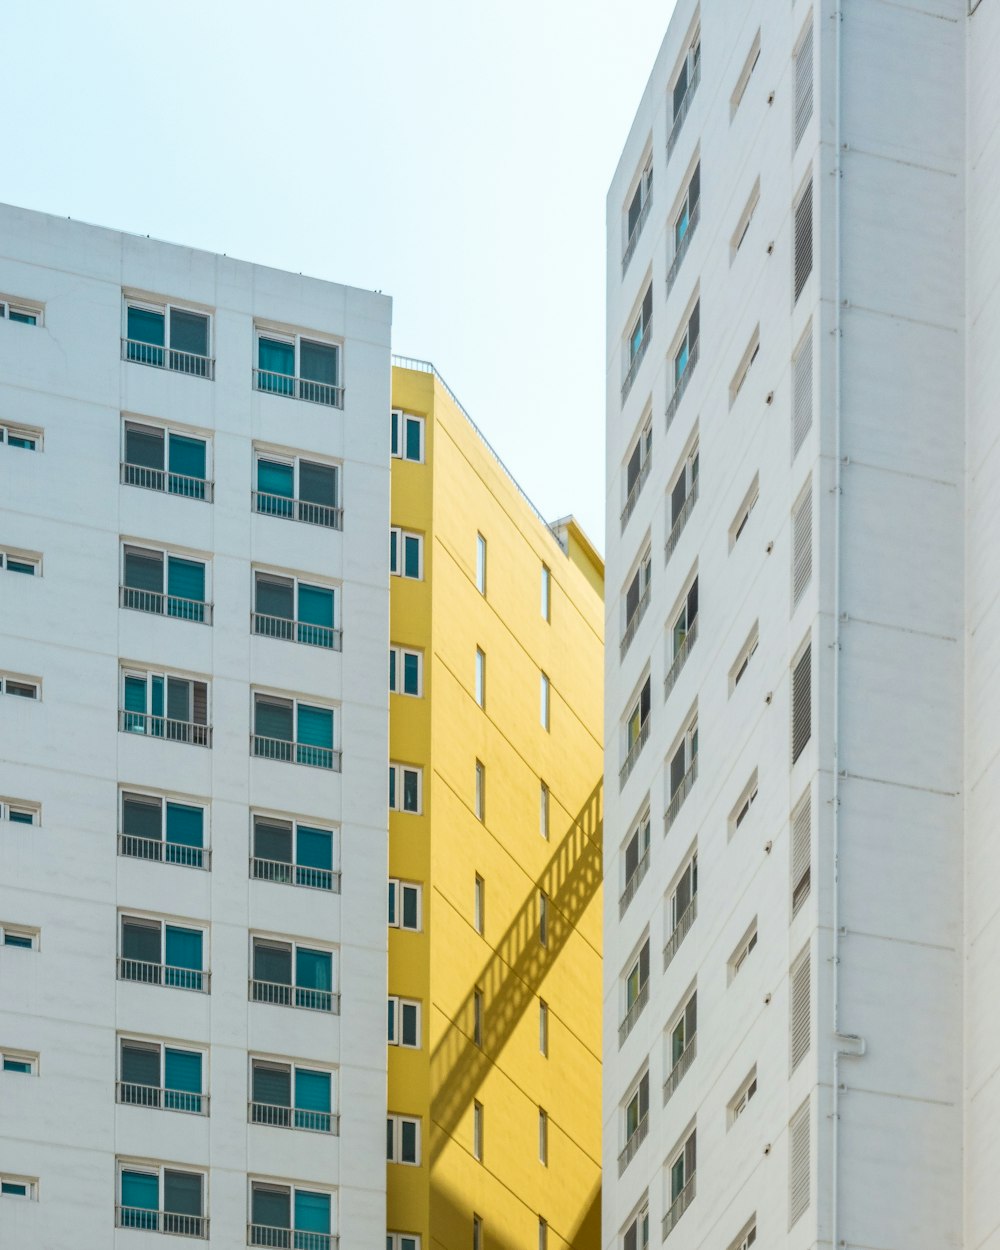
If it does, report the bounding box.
[792,481,813,608]
[789,1098,810,1226]
[794,22,814,149]
[792,328,813,458]
[790,946,811,1071]
[794,180,813,303]
[791,642,812,764]
[791,788,811,916]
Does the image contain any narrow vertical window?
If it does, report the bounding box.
[539,1220,548,1250]
[539,1000,549,1056]
[474,876,485,935]
[791,788,811,915]
[473,1215,483,1250]
[792,479,813,608]
[473,989,484,1046]
[473,1100,484,1160]
[540,782,550,839]
[475,761,485,821]
[475,649,486,708]
[790,945,811,1071]
[541,564,551,621]
[476,534,487,594]
[539,893,549,947]
[538,1109,548,1164]
[792,325,813,458]
[789,1099,810,1226]
[540,673,550,730]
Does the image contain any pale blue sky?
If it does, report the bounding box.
[2,0,676,550]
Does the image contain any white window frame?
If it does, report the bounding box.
[671,298,700,387]
[119,1035,208,1106]
[120,913,207,980]
[388,878,422,931]
[387,1234,421,1250]
[728,1067,758,1127]
[389,762,423,814]
[729,475,760,550]
[730,624,760,693]
[730,29,761,119]
[121,541,211,609]
[125,296,213,353]
[729,327,761,407]
[476,533,487,594]
[123,417,212,482]
[1,1050,38,1075]
[622,806,652,893]
[0,422,42,450]
[622,1203,650,1250]
[116,1160,208,1224]
[390,527,424,580]
[672,160,700,254]
[728,1220,757,1250]
[0,1174,37,1200]
[0,671,40,700]
[0,925,39,950]
[728,920,759,982]
[731,179,761,260]
[624,152,654,254]
[254,323,340,383]
[388,996,422,1049]
[387,1114,421,1165]
[0,548,41,576]
[623,415,653,516]
[0,295,42,326]
[391,409,425,463]
[0,798,39,826]
[623,547,652,636]
[254,447,341,508]
[121,788,209,859]
[730,770,759,835]
[668,850,698,934]
[389,645,423,697]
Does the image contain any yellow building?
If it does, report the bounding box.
[387,359,604,1250]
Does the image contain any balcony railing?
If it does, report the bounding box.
[121,461,212,502]
[250,978,339,1014]
[116,1206,208,1238]
[664,618,699,701]
[617,1114,649,1177]
[122,337,215,380]
[253,368,344,409]
[251,856,340,893]
[666,339,699,427]
[666,201,700,297]
[252,612,341,651]
[667,61,701,158]
[249,1100,338,1134]
[117,958,209,994]
[252,490,343,530]
[119,710,212,748]
[663,896,697,971]
[120,585,212,625]
[619,849,650,919]
[663,1036,697,1106]
[665,478,698,563]
[251,734,341,772]
[664,757,698,833]
[622,194,653,277]
[618,978,650,1048]
[620,584,651,661]
[619,717,651,790]
[118,833,208,870]
[622,325,651,403]
[117,1080,207,1115]
[249,1225,336,1250]
[662,1175,696,1241]
[620,454,651,531]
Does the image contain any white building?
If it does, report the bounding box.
[0,204,391,1248]
[604,2,989,1247]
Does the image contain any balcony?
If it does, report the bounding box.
[249,1101,338,1135]
[664,757,698,833]
[253,367,344,409]
[117,1080,207,1116]
[665,478,698,563]
[667,61,701,158]
[666,340,699,427]
[122,337,215,380]
[252,612,342,652]
[619,848,650,919]
[666,201,700,297]
[252,490,343,531]
[617,1115,649,1177]
[620,453,651,531]
[249,1226,336,1250]
[120,461,212,502]
[249,978,339,1014]
[619,717,651,790]
[622,326,651,404]
[119,710,212,748]
[116,1206,208,1238]
[620,584,651,662]
[618,979,650,1048]
[663,1037,697,1106]
[251,735,341,772]
[117,958,209,994]
[120,585,212,625]
[662,1176,696,1241]
[251,856,340,893]
[664,618,698,701]
[663,896,697,972]
[622,194,653,278]
[118,833,209,871]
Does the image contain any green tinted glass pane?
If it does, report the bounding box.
[169,310,208,357]
[403,535,420,578]
[405,418,421,461]
[128,307,164,346]
[299,340,337,385]
[403,653,419,695]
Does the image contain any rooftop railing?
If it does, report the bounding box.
[253,368,343,409]
[122,337,215,380]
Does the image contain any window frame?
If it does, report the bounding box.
[731,179,761,261]
[538,892,549,947]
[254,323,341,389]
[729,326,761,406]
[254,568,340,647]
[729,624,760,693]
[0,798,39,826]
[389,762,423,814]
[391,409,426,463]
[389,645,423,697]
[388,996,422,1049]
[473,1099,484,1160]
[387,1234,421,1250]
[730,29,761,119]
[539,1000,549,1056]
[540,672,551,730]
[474,874,485,934]
[250,933,337,1011]
[388,878,423,931]
[248,1178,334,1240]
[387,1113,422,1165]
[475,648,486,708]
[476,533,487,594]
[116,1158,207,1225]
[0,925,39,950]
[120,787,209,869]
[729,475,760,549]
[730,770,759,834]
[0,422,42,450]
[1,1050,38,1075]
[0,549,41,576]
[124,296,213,362]
[122,417,212,498]
[541,564,551,621]
[0,1174,37,1200]
[0,671,40,700]
[728,920,759,982]
[728,1067,758,1127]
[118,913,207,989]
[538,1107,549,1165]
[121,540,211,621]
[540,782,550,839]
[118,1035,207,1113]
[390,527,424,580]
[250,811,338,892]
[0,295,42,326]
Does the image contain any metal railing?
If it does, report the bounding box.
[253,368,344,409]
[251,856,340,893]
[121,461,212,501]
[662,1175,696,1240]
[252,612,341,651]
[249,1225,336,1250]
[666,339,699,427]
[664,618,699,701]
[251,734,341,772]
[122,337,215,380]
[667,61,701,157]
[664,757,698,833]
[117,1080,207,1115]
[617,1114,649,1176]
[620,584,651,661]
[619,849,650,919]
[663,1036,697,1105]
[249,1100,338,1134]
[619,717,651,790]
[618,978,650,1048]
[120,585,212,625]
[622,325,651,403]
[118,832,208,870]
[620,454,651,531]
[622,194,653,277]
[116,1205,208,1237]
[665,478,698,563]
[252,490,343,530]
[249,978,339,1014]
[119,710,212,748]
[117,957,209,993]
[663,896,697,971]
[666,201,700,297]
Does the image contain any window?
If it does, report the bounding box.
[623,1205,650,1250]
[792,478,813,607]
[0,1175,36,1200]
[388,879,422,931]
[474,875,485,935]
[538,1219,548,1250]
[387,1114,421,1165]
[0,672,39,699]
[388,997,421,1049]
[388,1235,421,1250]
[473,1214,483,1250]
[668,991,697,1077]
[255,326,341,406]
[729,475,760,549]
[621,807,651,910]
[0,549,40,575]
[389,762,422,814]
[729,326,760,406]
[671,34,701,123]
[1,1050,37,1075]
[475,648,486,708]
[624,678,651,770]
[124,298,212,377]
[255,451,341,528]
[540,672,550,730]
[623,1071,649,1149]
[622,548,652,652]
[476,534,487,594]
[391,409,425,462]
[791,788,811,916]
[120,791,207,869]
[541,564,551,620]
[390,527,424,579]
[672,300,700,390]
[0,422,41,450]
[118,1038,205,1114]
[667,715,698,819]
[120,668,210,746]
[251,937,336,1013]
[728,1067,758,1126]
[117,1162,206,1235]
[473,1100,484,1160]
[255,572,339,650]
[731,771,759,833]
[122,420,209,499]
[792,325,813,457]
[794,177,814,303]
[667,853,698,959]
[667,440,699,556]
[538,1108,548,1164]
[728,1220,757,1250]
[121,543,209,624]
[791,640,812,764]
[623,285,653,400]
[251,814,337,892]
[473,989,484,1046]
[389,645,422,695]
[539,1000,549,1056]
[0,298,41,325]
[794,18,814,149]
[730,625,759,693]
[789,1099,811,1226]
[673,162,700,254]
[623,939,650,1034]
[540,782,550,839]
[730,29,761,118]
[119,915,206,991]
[624,154,653,270]
[790,945,811,1072]
[731,179,761,259]
[250,1059,335,1132]
[0,799,39,825]
[252,692,337,771]
[670,578,698,670]
[1,926,38,950]
[667,1128,697,1210]
[729,920,758,980]
[250,1181,333,1245]
[622,416,653,526]
[538,892,549,947]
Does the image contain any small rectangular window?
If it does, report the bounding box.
[0,296,42,327]
[1,1050,37,1075]
[730,327,761,407]
[388,879,422,931]
[391,409,425,462]
[791,788,811,916]
[124,420,211,500]
[1,926,38,950]
[473,1214,483,1250]
[473,1100,484,1160]
[792,640,812,764]
[792,479,813,608]
[730,770,759,834]
[126,298,213,378]
[0,672,40,700]
[390,528,424,580]
[540,673,550,730]
[540,782,550,839]
[0,1175,37,1200]
[473,989,484,1047]
[476,534,487,594]
[389,646,422,696]
[388,997,421,1049]
[475,649,486,708]
[727,1220,757,1250]
[541,565,551,620]
[792,325,814,458]
[1,800,39,826]
[0,549,41,576]
[538,1108,548,1164]
[387,1114,421,1165]
[728,1067,758,1126]
[475,762,486,821]
[730,30,761,118]
[729,475,760,550]
[731,180,761,260]
[538,1219,548,1250]
[538,893,549,947]
[0,423,42,451]
[389,763,422,814]
[255,325,341,406]
[474,875,485,935]
[729,920,758,981]
[729,625,760,693]
[539,1000,549,1056]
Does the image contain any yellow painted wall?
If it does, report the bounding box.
[389,364,604,1250]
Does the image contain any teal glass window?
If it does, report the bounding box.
[388,880,398,925]
[164,925,204,991]
[258,336,295,395]
[127,306,165,367]
[167,434,207,497]
[8,810,34,825]
[296,704,334,769]
[403,534,421,578]
[295,826,333,890]
[404,415,422,462]
[2,1057,33,1073]
[120,1170,158,1227]
[403,769,419,812]
[165,802,204,868]
[297,584,334,648]
[166,557,206,622]
[391,410,400,456]
[164,1047,202,1113]
[294,1069,331,1131]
